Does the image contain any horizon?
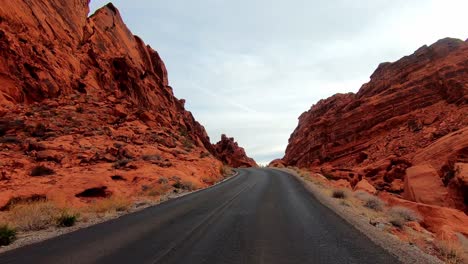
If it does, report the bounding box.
[90,0,467,165]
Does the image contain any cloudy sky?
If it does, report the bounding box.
[89,0,467,165]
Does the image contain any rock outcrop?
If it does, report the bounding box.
[278,38,468,212]
[0,1,248,208]
[213,135,258,168]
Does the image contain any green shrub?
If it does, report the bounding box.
[0,225,16,246]
[332,189,347,199]
[57,212,78,227]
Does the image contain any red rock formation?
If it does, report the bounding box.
[213,135,257,168]
[0,1,240,208]
[280,38,468,212]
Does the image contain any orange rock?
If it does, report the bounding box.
[278,37,468,211]
[0,1,254,209]
[213,134,257,168]
[354,179,376,194]
[332,179,351,189]
[268,159,285,168]
[403,165,448,207]
[381,193,468,240]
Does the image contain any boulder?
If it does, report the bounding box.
[354,179,376,194]
[403,165,448,206]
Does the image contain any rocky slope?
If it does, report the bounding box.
[0,1,254,209]
[276,38,467,215]
[213,135,258,168]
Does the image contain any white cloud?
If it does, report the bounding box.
[89,0,468,164]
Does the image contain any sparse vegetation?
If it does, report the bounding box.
[436,240,466,264]
[0,225,16,246]
[86,196,132,215]
[220,165,233,176]
[354,191,384,211]
[113,159,132,169]
[389,206,421,222]
[158,177,169,184]
[56,211,78,227]
[142,154,162,161]
[331,189,347,199]
[388,206,421,228]
[76,106,84,113]
[7,200,60,231]
[172,180,196,191]
[30,165,55,176]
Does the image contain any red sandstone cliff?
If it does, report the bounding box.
[213,135,258,168]
[0,1,249,208]
[278,38,468,212]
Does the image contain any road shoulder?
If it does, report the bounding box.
[274,168,443,264]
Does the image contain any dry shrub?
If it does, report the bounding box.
[354,191,385,211]
[389,206,422,222]
[7,200,60,231]
[388,206,422,228]
[220,165,233,176]
[332,189,348,199]
[436,240,466,264]
[86,196,132,215]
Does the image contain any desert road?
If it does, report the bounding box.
[0,168,399,264]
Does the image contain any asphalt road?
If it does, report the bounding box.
[0,168,399,264]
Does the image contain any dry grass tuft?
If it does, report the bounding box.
[7,200,60,231]
[388,206,422,229]
[220,165,233,177]
[389,206,422,222]
[332,189,348,199]
[354,191,385,211]
[86,196,132,215]
[436,240,466,264]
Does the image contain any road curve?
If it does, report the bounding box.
[0,168,399,264]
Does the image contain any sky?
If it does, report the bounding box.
[89,0,468,165]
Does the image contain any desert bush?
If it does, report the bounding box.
[220,165,233,176]
[332,189,348,199]
[76,106,84,113]
[8,201,60,231]
[363,196,385,211]
[30,165,55,176]
[179,180,196,191]
[389,206,421,222]
[436,240,465,264]
[56,211,78,227]
[158,177,169,184]
[87,196,132,214]
[142,154,162,161]
[354,191,385,211]
[113,159,132,169]
[0,225,16,246]
[389,217,406,228]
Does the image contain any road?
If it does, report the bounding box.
[0,168,399,264]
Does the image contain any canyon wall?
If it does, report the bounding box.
[0,1,254,208]
[279,38,468,212]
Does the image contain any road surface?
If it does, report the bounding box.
[0,168,399,264]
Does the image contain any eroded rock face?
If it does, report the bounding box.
[0,1,230,207]
[213,135,257,168]
[280,38,468,212]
